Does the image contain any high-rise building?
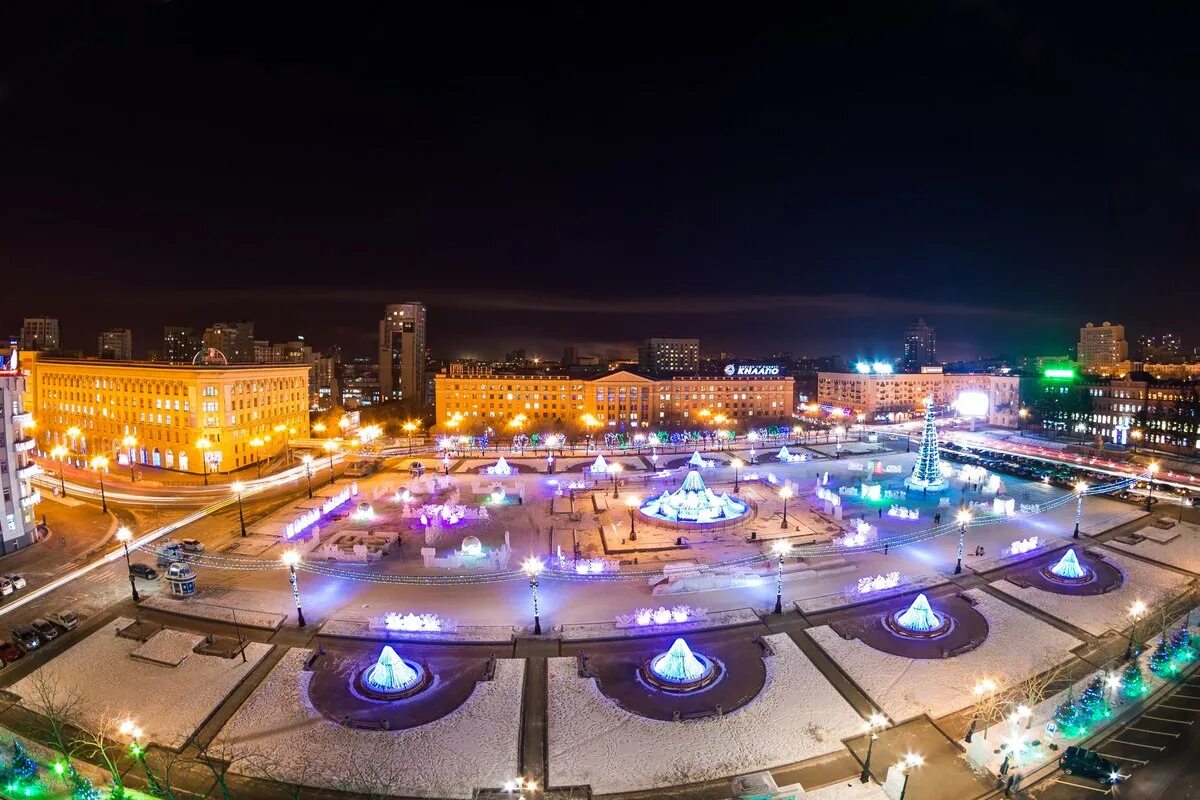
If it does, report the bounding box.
[378,302,427,406]
[901,318,937,372]
[0,343,42,555]
[202,321,255,363]
[20,318,59,352]
[637,338,699,375]
[97,328,133,360]
[163,326,201,363]
[1136,332,1183,363]
[1078,321,1128,375]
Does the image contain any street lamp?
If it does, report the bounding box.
[282,550,305,628]
[625,495,639,541]
[232,481,247,536]
[833,425,845,455]
[1073,481,1088,539]
[301,454,314,498]
[732,458,743,493]
[312,422,327,437]
[50,444,69,497]
[1146,463,1159,513]
[66,426,81,464]
[89,455,109,513]
[955,509,971,574]
[857,412,866,441]
[610,462,622,499]
[196,436,212,485]
[503,776,538,797]
[860,712,889,783]
[772,539,791,614]
[896,753,923,800]
[403,421,418,455]
[116,526,139,602]
[779,486,793,529]
[122,435,139,482]
[1125,599,1147,660]
[120,718,164,797]
[522,556,545,635]
[324,440,338,484]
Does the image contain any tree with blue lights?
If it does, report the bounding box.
[1053,689,1084,736]
[1149,636,1174,677]
[1077,676,1109,724]
[905,400,945,490]
[1121,659,1146,699]
[8,738,38,783]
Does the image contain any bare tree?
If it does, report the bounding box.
[245,746,332,800]
[22,668,85,764]
[74,714,129,797]
[187,736,260,800]
[329,738,412,800]
[964,671,1012,740]
[1013,661,1073,729]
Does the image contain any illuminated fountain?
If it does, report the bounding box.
[481,456,516,476]
[688,450,716,469]
[776,445,805,463]
[1040,548,1094,585]
[885,593,952,638]
[639,470,748,524]
[640,637,719,693]
[354,645,431,700]
[589,454,610,474]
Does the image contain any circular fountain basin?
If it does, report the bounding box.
[884,609,954,639]
[354,658,432,701]
[639,652,720,693]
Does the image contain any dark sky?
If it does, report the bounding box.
[2,2,1198,362]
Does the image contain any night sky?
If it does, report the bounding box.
[2,3,1198,362]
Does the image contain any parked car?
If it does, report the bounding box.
[0,578,12,597]
[129,563,158,580]
[30,619,59,643]
[1060,746,1124,784]
[181,539,205,553]
[11,625,41,651]
[47,611,78,631]
[0,642,25,664]
[6,575,26,590]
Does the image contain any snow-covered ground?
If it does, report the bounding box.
[990,551,1191,636]
[546,632,862,794]
[807,591,1082,721]
[11,618,270,747]
[219,648,523,798]
[801,780,889,800]
[1107,521,1200,574]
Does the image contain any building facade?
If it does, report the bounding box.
[202,321,255,364]
[1078,321,1128,376]
[20,318,60,352]
[98,328,133,360]
[163,326,201,363]
[434,367,793,432]
[637,338,700,375]
[901,318,937,372]
[22,353,310,475]
[816,370,1021,427]
[1,347,41,554]
[378,302,427,406]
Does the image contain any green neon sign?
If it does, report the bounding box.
[1044,368,1076,379]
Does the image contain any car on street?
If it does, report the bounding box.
[0,578,12,596]
[6,575,26,590]
[1060,746,1125,784]
[47,611,78,631]
[129,563,158,580]
[30,619,60,643]
[11,625,41,651]
[0,642,25,664]
[181,539,205,553]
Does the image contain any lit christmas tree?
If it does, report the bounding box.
[905,399,946,491]
[8,739,37,783]
[1121,659,1146,699]
[69,767,102,800]
[1053,690,1085,736]
[1168,626,1195,662]
[1149,637,1175,677]
[1077,676,1109,724]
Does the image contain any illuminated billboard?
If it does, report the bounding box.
[954,390,990,417]
[1043,367,1076,380]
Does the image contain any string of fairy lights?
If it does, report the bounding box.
[134,473,1145,585]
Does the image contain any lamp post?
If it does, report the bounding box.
[546,453,554,475]
[324,440,338,484]
[66,426,81,466]
[116,526,140,602]
[120,718,164,798]
[232,481,247,536]
[955,509,971,574]
[610,463,622,499]
[249,437,264,478]
[1073,481,1087,539]
[1146,463,1159,513]
[625,495,639,541]
[122,435,139,481]
[732,458,743,493]
[896,754,923,800]
[833,425,845,456]
[857,413,866,441]
[1125,599,1146,660]
[502,776,538,797]
[772,539,791,614]
[403,421,418,455]
[282,550,305,628]
[779,486,793,529]
[300,455,314,498]
[89,455,109,513]
[196,436,212,485]
[860,713,889,783]
[50,444,68,497]
[522,557,545,635]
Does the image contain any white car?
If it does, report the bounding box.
[6,576,26,590]
[181,539,205,553]
[0,579,12,597]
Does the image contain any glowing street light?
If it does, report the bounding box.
[1073,481,1088,539]
[860,712,890,783]
[1125,599,1147,660]
[116,526,139,601]
[732,457,743,493]
[50,444,69,497]
[625,494,639,541]
[522,557,545,635]
[772,539,792,614]
[249,436,265,478]
[282,550,305,628]
[955,509,972,574]
[120,717,164,796]
[300,454,314,498]
[195,436,212,485]
[312,422,327,436]
[232,481,247,536]
[1146,463,1159,512]
[66,426,81,458]
[121,435,139,482]
[89,455,110,513]
[895,753,923,800]
[610,462,623,499]
[779,485,794,529]
[503,776,538,797]
[403,420,419,454]
[324,439,338,484]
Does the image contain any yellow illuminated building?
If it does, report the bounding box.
[22,353,310,475]
[434,368,793,432]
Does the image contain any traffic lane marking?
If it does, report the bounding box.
[1095,752,1147,764]
[1141,714,1193,724]
[1108,738,1165,750]
[1122,726,1179,737]
[1054,779,1111,794]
